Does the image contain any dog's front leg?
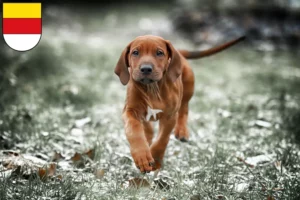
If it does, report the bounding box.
[123,111,154,173]
[150,114,177,170]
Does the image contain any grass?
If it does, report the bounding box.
[1,4,300,200]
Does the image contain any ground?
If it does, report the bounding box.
[0,4,300,200]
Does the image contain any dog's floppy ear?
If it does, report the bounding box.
[114,42,131,85]
[166,40,182,82]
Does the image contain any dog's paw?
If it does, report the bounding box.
[150,159,162,171]
[130,147,154,173]
[150,146,165,171]
[174,126,189,142]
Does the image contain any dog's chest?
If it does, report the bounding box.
[145,96,181,122]
[144,81,183,121]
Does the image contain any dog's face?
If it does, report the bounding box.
[129,36,169,84]
[115,35,182,85]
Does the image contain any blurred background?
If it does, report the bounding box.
[1,0,300,199]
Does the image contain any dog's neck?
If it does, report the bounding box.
[132,75,176,102]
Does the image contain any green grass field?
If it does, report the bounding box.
[1,5,300,200]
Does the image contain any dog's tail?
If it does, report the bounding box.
[178,36,246,59]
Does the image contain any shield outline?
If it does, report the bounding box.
[2,2,42,52]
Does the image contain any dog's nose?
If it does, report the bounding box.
[140,64,153,75]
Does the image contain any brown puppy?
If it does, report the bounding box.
[114,35,245,173]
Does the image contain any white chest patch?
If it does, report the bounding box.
[146,106,163,121]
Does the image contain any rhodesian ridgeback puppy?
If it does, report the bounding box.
[114,35,245,173]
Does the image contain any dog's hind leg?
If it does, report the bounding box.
[174,65,195,142]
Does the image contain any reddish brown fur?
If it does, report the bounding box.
[114,35,244,173]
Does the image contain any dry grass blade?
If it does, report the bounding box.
[128,178,150,188]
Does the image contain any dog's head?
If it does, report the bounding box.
[114,35,182,85]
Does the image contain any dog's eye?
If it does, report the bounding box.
[132,50,139,56]
[156,50,164,56]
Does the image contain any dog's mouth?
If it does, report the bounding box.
[139,78,155,85]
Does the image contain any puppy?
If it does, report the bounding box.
[114,35,245,172]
